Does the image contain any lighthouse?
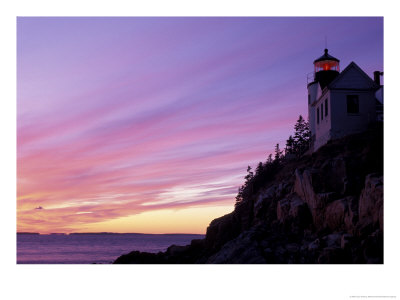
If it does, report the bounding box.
[307,49,381,151]
[307,49,340,148]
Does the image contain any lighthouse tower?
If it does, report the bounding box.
[307,49,340,149]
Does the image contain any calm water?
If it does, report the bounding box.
[17,233,204,264]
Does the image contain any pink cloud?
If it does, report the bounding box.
[17,17,383,233]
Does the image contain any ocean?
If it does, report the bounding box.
[17,233,204,264]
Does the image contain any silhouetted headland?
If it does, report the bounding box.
[114,124,383,264]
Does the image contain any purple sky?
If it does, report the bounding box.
[17,17,383,233]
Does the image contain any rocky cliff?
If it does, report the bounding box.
[114,124,383,264]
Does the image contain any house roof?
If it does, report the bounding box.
[327,61,380,90]
[311,61,381,107]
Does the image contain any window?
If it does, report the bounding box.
[347,95,359,114]
[321,103,324,120]
[325,98,328,116]
[317,108,320,124]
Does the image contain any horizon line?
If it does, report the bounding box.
[16,231,205,235]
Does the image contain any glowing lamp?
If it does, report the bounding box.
[313,49,340,89]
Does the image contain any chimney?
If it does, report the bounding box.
[374,71,383,86]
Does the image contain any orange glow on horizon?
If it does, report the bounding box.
[17,204,234,234]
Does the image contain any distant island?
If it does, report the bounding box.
[17,232,205,236]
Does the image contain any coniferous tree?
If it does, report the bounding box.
[266,153,273,164]
[285,135,295,155]
[294,115,306,146]
[235,115,312,209]
[235,166,255,207]
[274,143,283,163]
[244,165,254,183]
[293,115,311,156]
[235,186,244,206]
[255,161,263,176]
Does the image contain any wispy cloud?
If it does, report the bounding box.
[17,17,383,233]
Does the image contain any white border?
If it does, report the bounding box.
[2,1,399,300]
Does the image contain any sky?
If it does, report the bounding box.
[17,17,383,234]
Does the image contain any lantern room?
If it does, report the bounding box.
[313,48,340,89]
[314,48,340,73]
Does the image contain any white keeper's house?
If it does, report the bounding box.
[307,49,383,151]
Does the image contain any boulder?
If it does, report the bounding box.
[321,157,348,194]
[206,230,266,264]
[205,212,240,251]
[285,243,300,253]
[295,168,332,227]
[294,168,334,209]
[276,194,312,228]
[359,174,383,230]
[277,198,290,222]
[166,244,190,256]
[362,230,383,263]
[308,239,320,251]
[294,168,318,206]
[341,234,353,250]
[324,197,356,231]
[322,233,342,248]
[254,185,276,217]
[289,195,312,228]
[317,247,347,264]
[276,181,291,198]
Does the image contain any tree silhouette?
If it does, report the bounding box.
[255,161,263,176]
[235,166,255,207]
[244,165,254,182]
[285,135,295,155]
[235,115,311,208]
[274,143,283,162]
[293,115,311,156]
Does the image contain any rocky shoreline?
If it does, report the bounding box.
[114,125,383,264]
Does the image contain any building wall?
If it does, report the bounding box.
[375,87,383,104]
[329,90,376,140]
[307,82,319,136]
[314,91,332,151]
